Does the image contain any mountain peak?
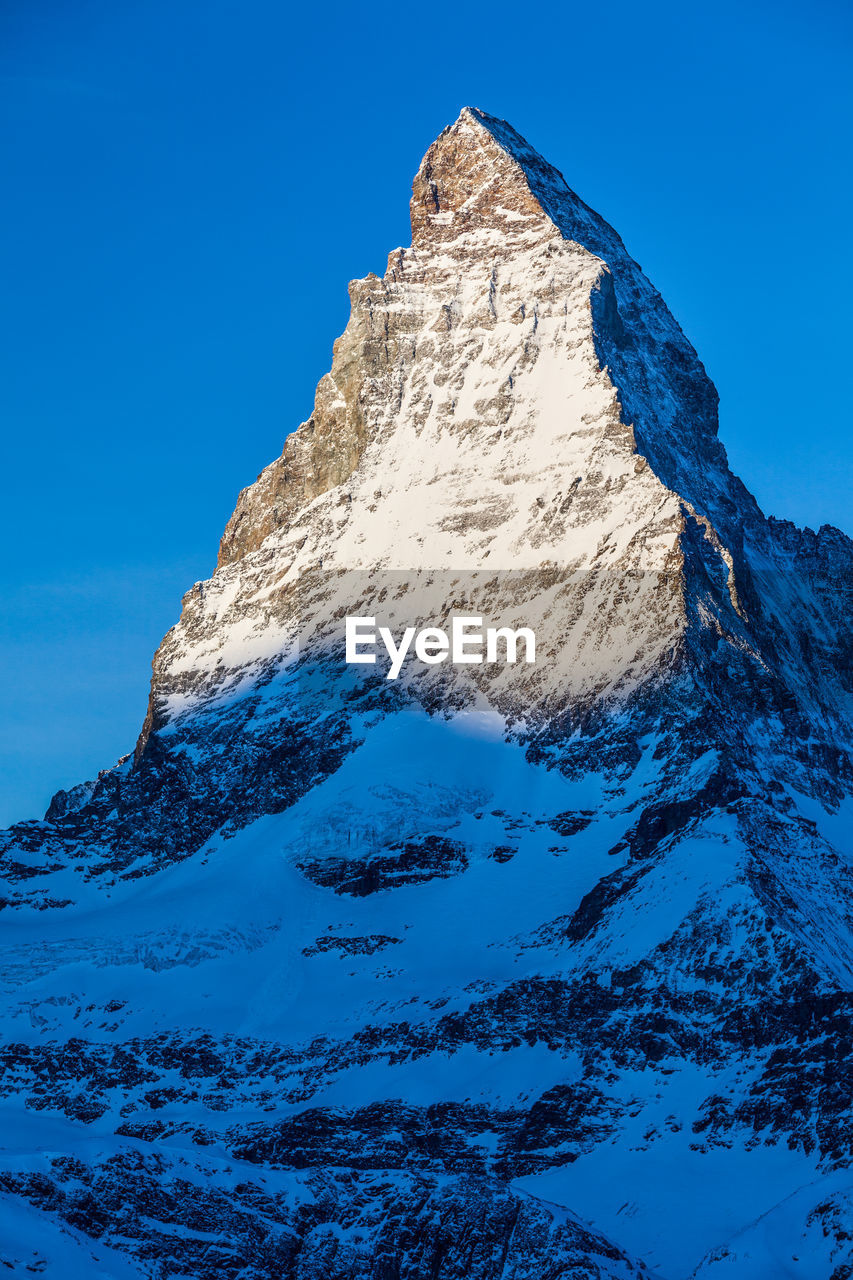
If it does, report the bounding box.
[3,107,853,1280]
[409,108,630,278]
[410,107,561,247]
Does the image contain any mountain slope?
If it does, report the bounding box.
[1,107,852,1279]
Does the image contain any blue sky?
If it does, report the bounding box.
[1,0,851,825]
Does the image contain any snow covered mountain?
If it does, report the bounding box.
[2,107,852,1278]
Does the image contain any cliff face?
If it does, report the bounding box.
[1,109,852,1279]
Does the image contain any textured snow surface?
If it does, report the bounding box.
[1,107,852,1278]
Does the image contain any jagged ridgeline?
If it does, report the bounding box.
[1,108,852,1279]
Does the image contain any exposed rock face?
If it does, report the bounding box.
[1,107,852,1278]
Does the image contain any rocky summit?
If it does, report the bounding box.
[2,107,853,1279]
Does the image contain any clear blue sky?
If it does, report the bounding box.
[1,0,851,826]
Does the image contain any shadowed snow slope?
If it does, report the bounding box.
[1,108,852,1279]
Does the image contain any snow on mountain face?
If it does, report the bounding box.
[1,107,853,1279]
